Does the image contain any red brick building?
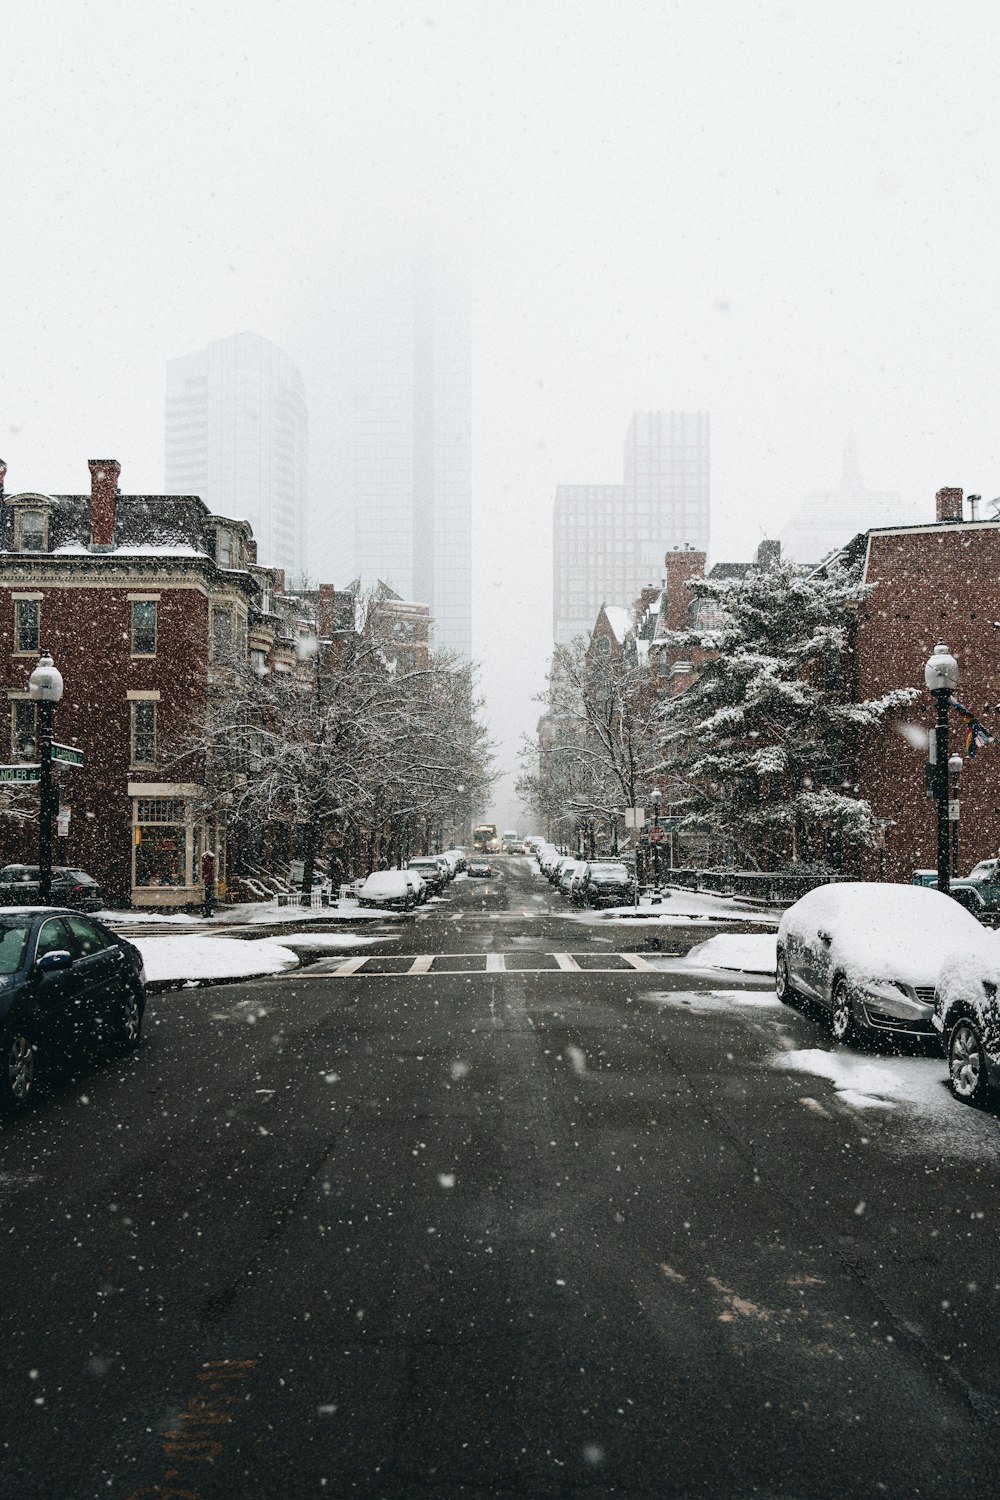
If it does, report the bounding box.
[0,458,292,908]
[854,487,1000,883]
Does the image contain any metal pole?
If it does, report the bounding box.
[935,688,950,895]
[38,700,54,903]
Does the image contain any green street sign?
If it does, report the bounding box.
[0,764,40,784]
[52,742,84,768]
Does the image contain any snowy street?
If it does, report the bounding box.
[1,856,999,1498]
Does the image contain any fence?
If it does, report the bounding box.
[667,867,839,905]
[274,890,332,910]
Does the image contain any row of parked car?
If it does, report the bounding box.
[777,881,1000,1108]
[524,839,636,909]
[352,849,468,911]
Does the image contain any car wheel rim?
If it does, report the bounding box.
[123,994,141,1044]
[8,1034,35,1101]
[832,986,851,1041]
[776,956,788,998]
[950,1022,982,1098]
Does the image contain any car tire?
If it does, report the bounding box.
[110,987,144,1053]
[948,1016,991,1105]
[775,950,798,1006]
[0,1021,39,1113]
[831,979,858,1044]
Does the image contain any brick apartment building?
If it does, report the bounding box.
[0,458,300,908]
[854,487,1000,883]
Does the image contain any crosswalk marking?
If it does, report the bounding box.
[620,952,658,972]
[302,952,664,979]
[331,956,370,976]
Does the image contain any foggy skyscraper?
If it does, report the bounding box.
[165,331,308,578]
[553,410,710,643]
[312,271,472,660]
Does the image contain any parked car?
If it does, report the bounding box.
[357,871,414,910]
[468,860,493,878]
[444,848,467,872]
[939,858,1000,916]
[575,862,636,908]
[558,860,587,898]
[408,858,446,895]
[402,869,428,904]
[776,881,988,1043]
[0,865,104,911]
[0,908,146,1113]
[933,937,1000,1104]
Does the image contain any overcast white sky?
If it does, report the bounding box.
[3,1,1000,823]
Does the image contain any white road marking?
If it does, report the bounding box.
[485,953,506,972]
[408,955,434,973]
[551,953,582,971]
[620,952,658,972]
[331,956,370,976]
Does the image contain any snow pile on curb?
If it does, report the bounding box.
[136,935,300,985]
[685,933,777,975]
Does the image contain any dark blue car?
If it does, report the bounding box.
[0,908,146,1113]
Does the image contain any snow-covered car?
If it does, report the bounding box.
[933,936,1000,1104]
[402,869,427,904]
[575,862,636,907]
[357,871,414,910]
[467,860,493,878]
[408,858,446,895]
[558,860,587,897]
[776,882,988,1043]
[443,848,467,872]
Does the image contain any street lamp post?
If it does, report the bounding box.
[651,785,662,889]
[948,752,963,878]
[28,652,64,905]
[924,641,959,896]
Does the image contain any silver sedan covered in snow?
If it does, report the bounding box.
[776,882,987,1043]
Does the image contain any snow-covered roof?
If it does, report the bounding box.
[603,605,632,644]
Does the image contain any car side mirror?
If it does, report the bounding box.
[37,949,74,973]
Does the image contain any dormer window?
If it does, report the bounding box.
[217,527,233,568]
[16,509,46,551]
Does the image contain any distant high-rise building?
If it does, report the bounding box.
[553,411,710,643]
[165,331,308,578]
[311,271,472,660]
[778,437,916,564]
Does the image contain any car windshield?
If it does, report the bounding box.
[591,865,629,879]
[0,917,31,974]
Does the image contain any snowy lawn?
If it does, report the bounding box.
[136,935,300,986]
[684,933,777,975]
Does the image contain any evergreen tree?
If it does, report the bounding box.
[657,558,916,870]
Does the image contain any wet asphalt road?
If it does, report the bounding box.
[2,859,1000,1499]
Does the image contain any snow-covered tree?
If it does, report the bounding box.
[192,598,495,894]
[657,557,917,870]
[519,629,658,851]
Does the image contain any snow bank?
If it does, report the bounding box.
[685,933,777,975]
[274,932,392,951]
[136,935,299,984]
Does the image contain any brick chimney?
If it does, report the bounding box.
[273,568,285,595]
[317,583,337,640]
[936,486,963,524]
[663,548,707,632]
[0,460,6,498]
[88,459,121,547]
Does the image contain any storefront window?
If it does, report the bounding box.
[134,798,189,888]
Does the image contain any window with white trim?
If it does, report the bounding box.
[131,600,157,656]
[131,700,156,766]
[14,600,39,654]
